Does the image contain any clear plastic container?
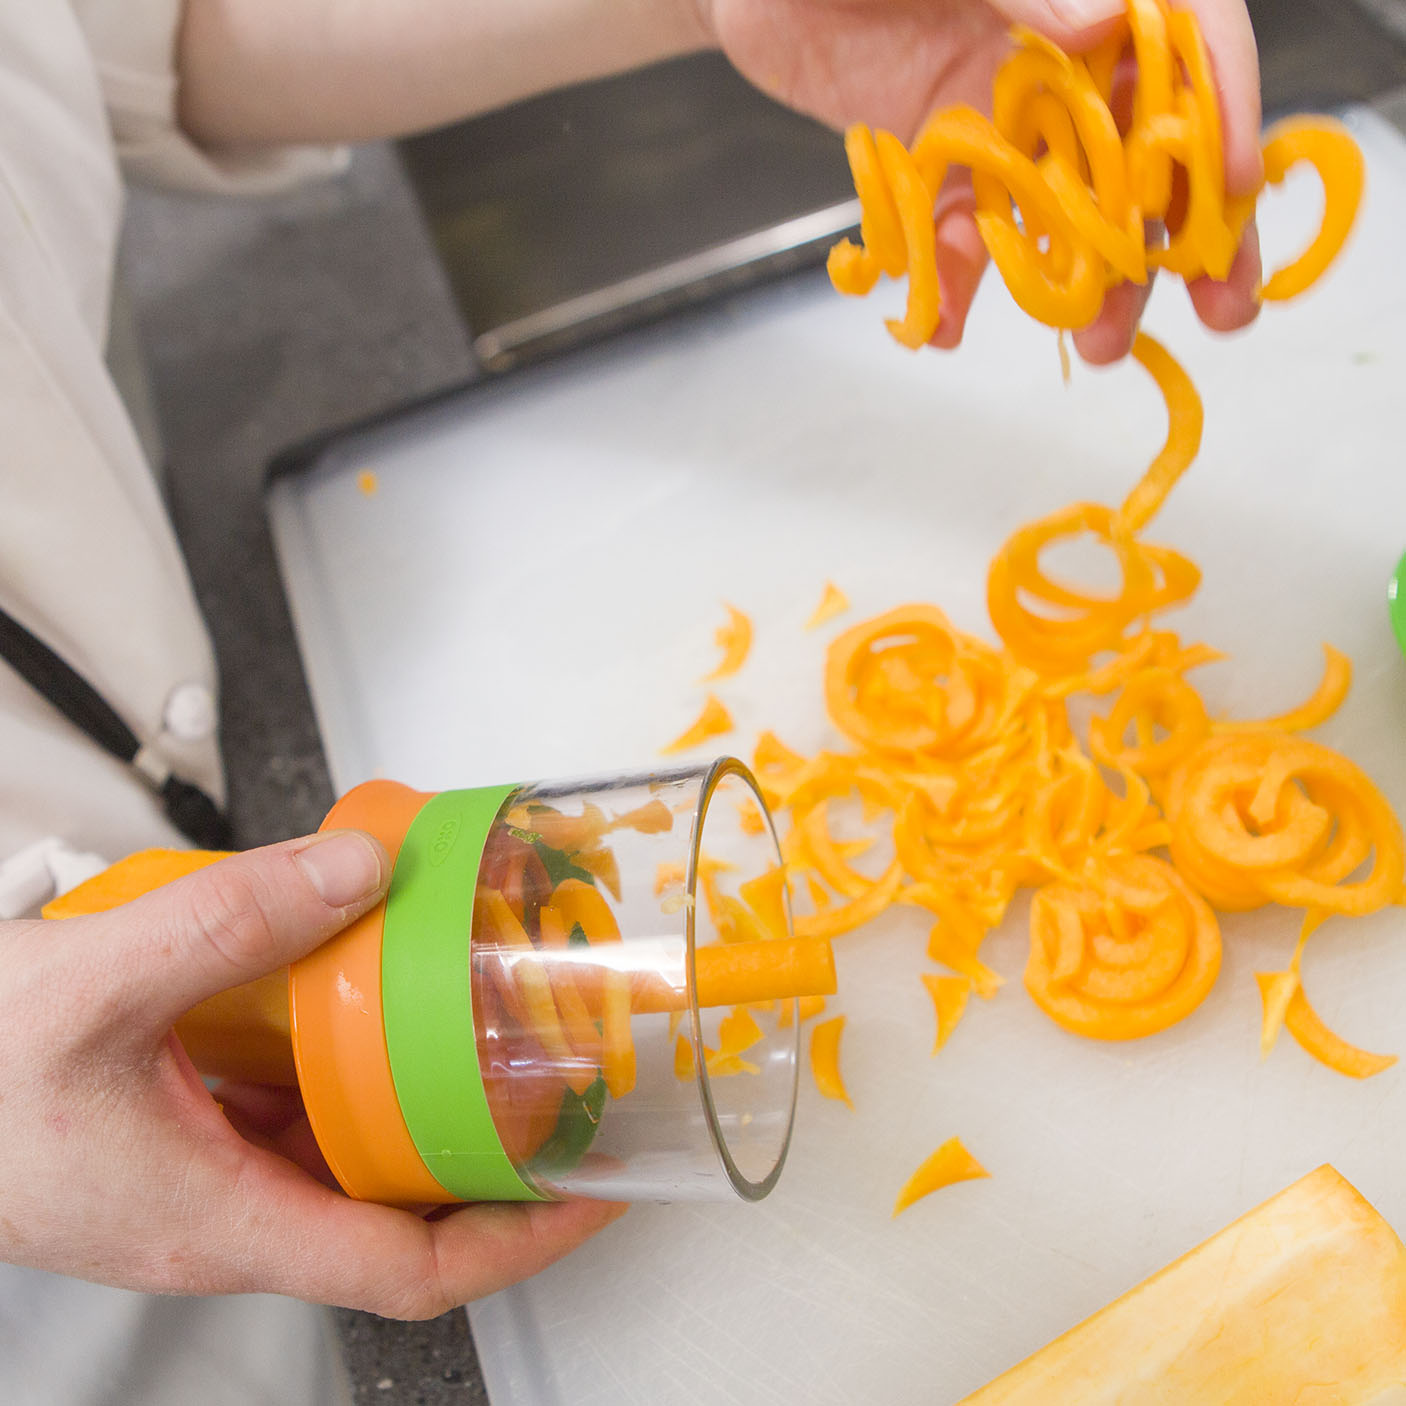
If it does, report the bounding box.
[166,762,825,1206]
[470,758,808,1201]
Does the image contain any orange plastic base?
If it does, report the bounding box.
[289,780,458,1205]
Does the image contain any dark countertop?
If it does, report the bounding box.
[116,9,1406,1402]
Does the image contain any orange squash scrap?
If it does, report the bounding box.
[1215,644,1352,735]
[922,974,973,1052]
[600,969,637,1098]
[1257,970,1397,1080]
[717,1006,765,1054]
[654,860,686,895]
[699,603,754,683]
[753,728,806,777]
[798,802,879,899]
[1256,969,1301,1058]
[1278,983,1398,1080]
[609,797,674,835]
[506,800,604,853]
[661,694,734,754]
[893,1137,990,1216]
[777,994,828,1028]
[573,844,622,901]
[827,1,1362,343]
[551,876,622,943]
[678,995,814,1081]
[907,882,1005,998]
[706,1005,766,1078]
[1256,917,1398,1079]
[806,581,851,630]
[739,864,790,940]
[794,861,904,941]
[1040,627,1219,702]
[809,1014,854,1108]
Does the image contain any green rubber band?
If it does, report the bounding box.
[381,784,546,1201]
[1389,550,1406,661]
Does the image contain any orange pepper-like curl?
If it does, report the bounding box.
[1215,645,1352,736]
[1088,668,1210,780]
[699,603,754,683]
[1167,734,1405,918]
[987,501,1200,675]
[829,1,1363,342]
[1025,854,1222,1040]
[892,1137,990,1215]
[1256,970,1397,1079]
[825,604,1016,756]
[1115,333,1204,537]
[1258,116,1366,302]
[661,694,734,754]
[809,1014,854,1107]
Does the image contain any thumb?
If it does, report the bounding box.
[991,0,1125,47]
[65,830,388,1040]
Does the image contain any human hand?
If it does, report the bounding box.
[694,0,1263,362]
[0,831,623,1317]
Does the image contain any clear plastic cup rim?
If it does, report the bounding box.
[686,755,800,1201]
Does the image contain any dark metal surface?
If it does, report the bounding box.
[399,53,856,368]
[1252,0,1406,115]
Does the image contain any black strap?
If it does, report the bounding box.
[159,776,234,850]
[0,603,232,849]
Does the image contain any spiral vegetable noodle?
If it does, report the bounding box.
[762,4,1387,1084]
[677,1,1388,1209]
[752,314,1400,1078]
[827,0,1365,343]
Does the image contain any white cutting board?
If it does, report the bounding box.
[270,107,1406,1405]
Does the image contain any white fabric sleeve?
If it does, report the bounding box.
[69,0,349,195]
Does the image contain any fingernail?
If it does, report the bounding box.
[295,830,385,907]
[1050,0,1124,30]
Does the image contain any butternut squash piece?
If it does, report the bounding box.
[959,1166,1406,1404]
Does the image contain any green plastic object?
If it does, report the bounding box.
[1390,551,1406,659]
[380,784,546,1202]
